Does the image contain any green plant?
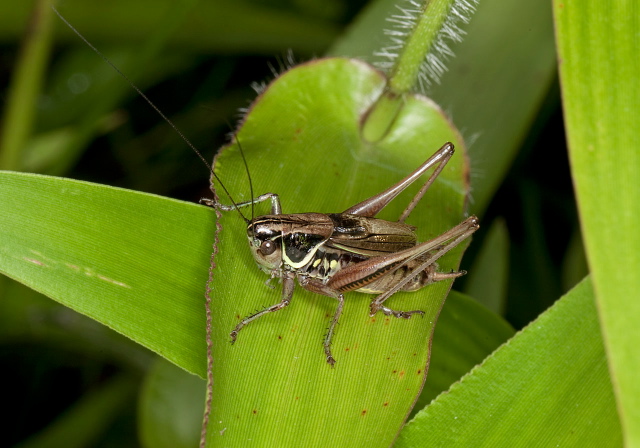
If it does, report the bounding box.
[1,0,636,446]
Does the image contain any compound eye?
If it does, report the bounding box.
[259,240,276,256]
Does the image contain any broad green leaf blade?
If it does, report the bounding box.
[554,1,640,443]
[207,58,469,447]
[396,277,622,446]
[138,291,513,444]
[0,171,214,374]
[412,290,514,415]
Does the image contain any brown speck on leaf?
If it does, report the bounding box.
[296,396,300,400]
[252,409,257,415]
[361,410,367,416]
[392,370,397,374]
[383,402,389,407]
[417,369,422,375]
[345,347,350,351]
[278,335,282,340]
[413,352,417,356]
[236,314,241,320]
[463,157,472,193]
[399,371,405,379]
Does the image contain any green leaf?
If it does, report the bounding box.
[138,292,514,445]
[412,290,514,415]
[0,171,213,372]
[139,359,205,448]
[396,277,622,446]
[206,57,471,447]
[554,1,640,442]
[1,58,471,447]
[463,218,509,314]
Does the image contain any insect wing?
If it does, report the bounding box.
[326,214,417,256]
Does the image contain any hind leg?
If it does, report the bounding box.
[371,269,466,318]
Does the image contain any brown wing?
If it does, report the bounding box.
[326,213,417,256]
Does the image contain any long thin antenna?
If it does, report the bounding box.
[235,136,255,221]
[52,5,248,222]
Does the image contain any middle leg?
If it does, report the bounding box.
[298,276,345,366]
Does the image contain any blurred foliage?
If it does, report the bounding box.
[0,0,587,446]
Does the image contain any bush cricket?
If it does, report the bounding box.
[53,8,478,367]
[205,142,478,365]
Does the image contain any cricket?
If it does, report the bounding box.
[205,142,478,365]
[53,8,479,366]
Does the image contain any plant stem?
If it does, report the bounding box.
[362,0,474,143]
[388,0,456,95]
[0,0,56,171]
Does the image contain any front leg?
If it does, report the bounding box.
[201,192,282,215]
[297,276,344,366]
[230,271,295,343]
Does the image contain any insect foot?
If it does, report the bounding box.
[230,294,293,345]
[372,305,426,319]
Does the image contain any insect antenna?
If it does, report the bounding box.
[234,136,255,222]
[52,6,249,223]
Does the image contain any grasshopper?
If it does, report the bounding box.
[205,142,478,366]
[52,7,478,366]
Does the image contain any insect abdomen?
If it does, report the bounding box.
[302,248,366,282]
